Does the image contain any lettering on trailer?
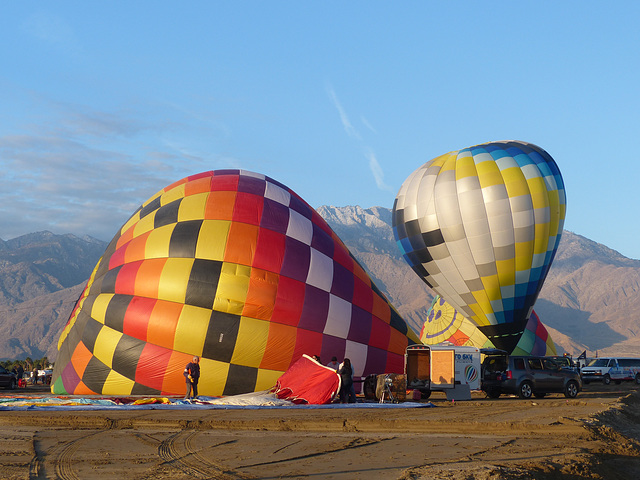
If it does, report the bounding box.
[455,353,474,363]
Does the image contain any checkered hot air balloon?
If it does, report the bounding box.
[393,141,565,352]
[52,170,419,396]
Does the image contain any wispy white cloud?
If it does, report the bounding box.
[361,116,377,134]
[0,100,239,241]
[327,85,393,194]
[326,85,361,140]
[365,148,394,192]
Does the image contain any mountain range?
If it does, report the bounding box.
[1,206,639,361]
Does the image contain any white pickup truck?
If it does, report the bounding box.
[580,357,640,385]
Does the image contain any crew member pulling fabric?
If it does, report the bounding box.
[184,356,200,400]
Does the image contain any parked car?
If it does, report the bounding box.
[481,354,582,399]
[0,366,18,390]
[581,357,640,385]
[547,355,578,372]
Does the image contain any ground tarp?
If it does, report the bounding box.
[0,391,433,410]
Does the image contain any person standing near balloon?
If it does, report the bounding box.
[337,358,357,402]
[184,356,200,400]
[338,358,353,403]
[326,356,340,370]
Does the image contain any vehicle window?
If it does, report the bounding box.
[513,358,525,370]
[543,359,559,370]
[485,357,507,372]
[619,359,640,367]
[589,359,609,367]
[608,359,616,367]
[0,367,7,374]
[528,359,543,370]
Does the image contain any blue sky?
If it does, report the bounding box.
[1,2,639,259]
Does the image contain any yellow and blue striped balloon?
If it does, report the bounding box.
[393,141,565,352]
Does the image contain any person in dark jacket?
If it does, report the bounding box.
[184,356,200,400]
[338,358,353,404]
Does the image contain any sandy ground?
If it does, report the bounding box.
[1,384,640,479]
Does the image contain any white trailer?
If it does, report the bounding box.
[405,344,481,400]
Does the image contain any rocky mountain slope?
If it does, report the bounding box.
[534,232,640,355]
[0,232,105,306]
[0,283,85,360]
[0,232,106,359]
[1,207,639,360]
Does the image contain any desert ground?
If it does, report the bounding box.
[1,384,639,480]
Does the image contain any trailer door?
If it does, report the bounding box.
[430,349,455,389]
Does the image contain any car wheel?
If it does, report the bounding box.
[9,378,17,390]
[635,374,640,385]
[518,381,533,399]
[603,374,611,385]
[564,380,579,398]
[420,389,432,400]
[534,392,546,399]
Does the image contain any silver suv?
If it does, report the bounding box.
[482,355,582,399]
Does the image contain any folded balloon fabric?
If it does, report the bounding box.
[272,354,341,404]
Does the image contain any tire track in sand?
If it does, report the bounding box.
[238,436,391,469]
[157,430,251,480]
[28,436,44,480]
[55,431,103,480]
[28,431,103,480]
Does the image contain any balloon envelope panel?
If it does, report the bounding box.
[53,170,419,396]
[511,310,557,356]
[419,295,494,348]
[393,141,565,351]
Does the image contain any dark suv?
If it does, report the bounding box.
[481,355,581,399]
[0,366,17,390]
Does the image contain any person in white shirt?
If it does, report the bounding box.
[326,356,339,370]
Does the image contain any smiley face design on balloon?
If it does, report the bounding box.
[419,295,556,356]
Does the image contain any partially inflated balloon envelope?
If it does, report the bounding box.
[393,141,565,352]
[511,310,557,356]
[420,295,494,348]
[52,170,419,396]
[420,295,556,356]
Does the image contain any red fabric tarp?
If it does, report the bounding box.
[272,354,341,404]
